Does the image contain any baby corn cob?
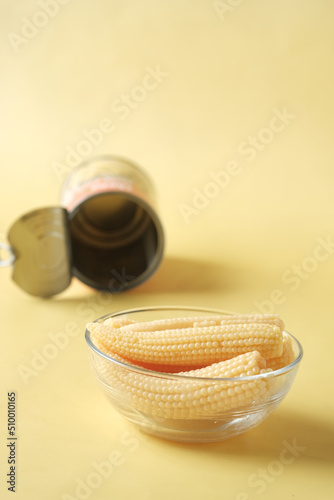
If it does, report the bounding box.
[266,332,295,371]
[90,339,206,373]
[87,317,283,369]
[103,317,135,328]
[119,313,284,332]
[104,350,271,419]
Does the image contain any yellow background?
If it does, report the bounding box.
[1,1,333,499]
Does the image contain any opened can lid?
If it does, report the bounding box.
[7,207,72,297]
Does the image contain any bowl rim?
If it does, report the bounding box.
[85,305,303,381]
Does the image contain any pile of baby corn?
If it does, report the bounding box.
[87,313,294,419]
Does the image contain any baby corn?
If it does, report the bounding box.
[266,332,295,370]
[104,350,271,419]
[87,315,283,369]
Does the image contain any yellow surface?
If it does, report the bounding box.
[1,1,334,499]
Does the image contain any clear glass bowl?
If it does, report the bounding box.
[85,306,303,443]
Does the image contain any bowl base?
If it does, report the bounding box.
[127,412,270,443]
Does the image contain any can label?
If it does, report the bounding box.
[64,176,150,212]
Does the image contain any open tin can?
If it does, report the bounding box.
[1,156,164,297]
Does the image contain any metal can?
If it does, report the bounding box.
[2,156,164,297]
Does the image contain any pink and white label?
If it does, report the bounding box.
[64,176,150,212]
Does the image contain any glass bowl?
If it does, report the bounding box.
[85,306,303,443]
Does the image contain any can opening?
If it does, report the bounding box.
[68,192,162,291]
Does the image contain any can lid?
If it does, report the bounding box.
[7,207,72,297]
